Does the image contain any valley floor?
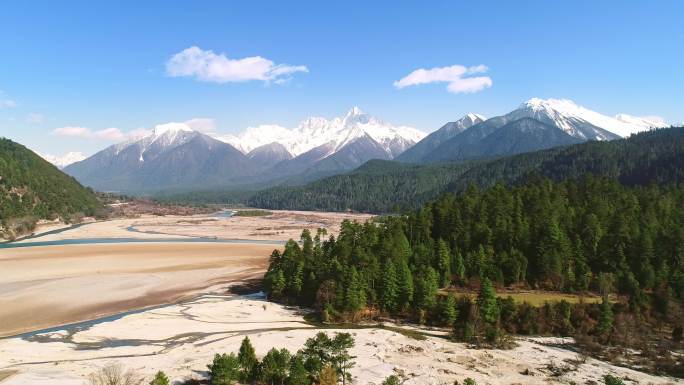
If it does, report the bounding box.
[1,209,678,384]
[15,209,373,244]
[0,242,275,337]
[0,291,679,385]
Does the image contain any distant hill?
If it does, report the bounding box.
[247,126,684,213]
[0,138,102,238]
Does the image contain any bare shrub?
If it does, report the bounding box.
[87,363,143,385]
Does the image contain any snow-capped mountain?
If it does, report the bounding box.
[512,98,667,139]
[64,110,424,193]
[64,123,253,193]
[397,113,486,162]
[39,151,86,169]
[220,107,426,158]
[614,113,669,134]
[418,98,668,163]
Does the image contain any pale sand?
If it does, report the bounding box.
[0,294,678,385]
[18,210,374,244]
[0,242,278,338]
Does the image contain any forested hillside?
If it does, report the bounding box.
[0,138,102,238]
[265,176,684,373]
[249,127,684,212]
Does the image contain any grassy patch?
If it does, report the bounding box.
[234,210,273,217]
[440,289,602,306]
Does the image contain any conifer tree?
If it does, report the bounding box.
[380,259,399,313]
[149,371,169,385]
[398,259,414,309]
[597,295,614,339]
[477,277,500,342]
[238,336,258,383]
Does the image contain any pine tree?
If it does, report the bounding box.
[238,336,258,383]
[344,267,365,313]
[381,375,401,385]
[398,258,414,309]
[261,348,291,385]
[286,355,309,385]
[437,239,452,287]
[208,353,240,385]
[477,277,500,342]
[442,293,458,327]
[597,295,614,339]
[380,259,399,313]
[149,371,170,385]
[330,333,355,385]
[452,249,466,284]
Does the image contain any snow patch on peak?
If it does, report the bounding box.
[465,112,486,121]
[345,106,364,117]
[515,97,663,138]
[152,122,194,137]
[218,107,426,158]
[614,114,668,130]
[39,151,86,169]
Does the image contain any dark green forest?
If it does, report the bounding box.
[264,176,684,373]
[0,138,102,238]
[249,127,684,213]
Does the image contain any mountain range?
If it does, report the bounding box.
[248,125,684,213]
[398,98,666,163]
[63,99,668,194]
[65,108,425,193]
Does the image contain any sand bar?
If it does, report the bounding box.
[0,242,278,337]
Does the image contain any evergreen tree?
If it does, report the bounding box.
[441,294,458,327]
[437,239,452,287]
[477,277,500,342]
[381,375,401,385]
[261,348,291,385]
[286,355,309,385]
[452,249,466,284]
[398,258,414,310]
[380,259,399,313]
[330,333,355,385]
[208,353,240,385]
[597,295,614,339]
[149,371,169,385]
[238,336,258,383]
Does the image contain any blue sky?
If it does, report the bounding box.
[1,0,682,157]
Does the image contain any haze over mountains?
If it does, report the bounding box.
[63,98,668,194]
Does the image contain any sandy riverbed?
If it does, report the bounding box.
[16,210,374,244]
[0,293,679,385]
[0,242,276,337]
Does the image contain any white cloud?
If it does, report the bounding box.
[51,117,213,143]
[26,112,44,124]
[184,117,216,133]
[0,99,17,108]
[53,126,126,141]
[165,46,308,84]
[394,64,492,94]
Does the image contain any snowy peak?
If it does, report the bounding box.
[456,113,486,130]
[39,151,86,169]
[512,97,660,139]
[219,107,426,158]
[614,114,668,131]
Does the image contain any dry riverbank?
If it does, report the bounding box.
[0,242,276,337]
